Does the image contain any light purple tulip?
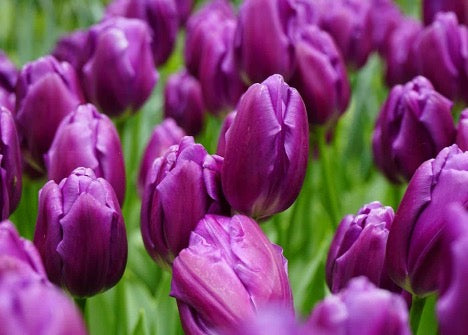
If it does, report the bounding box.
[369,0,402,55]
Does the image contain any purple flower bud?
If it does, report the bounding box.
[45,104,126,206]
[52,30,89,70]
[0,51,18,112]
[383,18,422,86]
[0,269,87,335]
[171,214,293,334]
[105,0,179,66]
[326,202,399,293]
[81,17,157,116]
[290,25,350,125]
[164,70,204,135]
[372,76,456,183]
[138,118,185,194]
[175,0,193,24]
[369,0,403,55]
[34,167,127,297]
[140,136,227,266]
[15,56,84,173]
[413,13,465,101]
[386,145,468,295]
[306,277,410,335]
[456,109,468,150]
[221,74,309,219]
[423,0,468,25]
[319,0,373,69]
[216,110,236,157]
[234,0,295,82]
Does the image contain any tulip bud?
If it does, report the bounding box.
[34,167,127,297]
[372,76,456,183]
[216,110,236,157]
[175,0,193,24]
[140,136,227,266]
[137,118,185,194]
[221,74,309,219]
[319,0,373,69]
[383,18,422,86]
[423,0,468,25]
[105,0,179,66]
[369,0,402,55]
[15,56,84,172]
[0,51,18,112]
[326,202,398,293]
[171,214,293,334]
[386,145,468,295]
[52,30,89,70]
[81,17,157,116]
[164,70,204,135]
[290,25,350,125]
[306,277,410,335]
[456,109,468,151]
[45,104,126,206]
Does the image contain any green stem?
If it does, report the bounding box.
[74,298,87,316]
[410,296,426,335]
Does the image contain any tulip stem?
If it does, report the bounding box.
[75,298,87,316]
[410,296,426,335]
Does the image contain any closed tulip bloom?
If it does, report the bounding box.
[175,0,193,24]
[15,56,84,172]
[0,51,18,112]
[319,0,373,69]
[386,145,468,295]
[216,110,236,157]
[81,17,157,116]
[138,118,185,194]
[290,26,350,125]
[164,70,204,135]
[456,109,468,151]
[141,136,227,266]
[45,104,126,205]
[221,74,309,219]
[326,202,398,293]
[34,168,127,297]
[52,30,89,70]
[306,277,410,335]
[372,76,456,183]
[369,0,402,55]
[106,0,179,66]
[423,0,468,25]
[171,214,293,334]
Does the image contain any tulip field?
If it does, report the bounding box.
[3,0,468,334]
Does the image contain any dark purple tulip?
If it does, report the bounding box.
[164,70,204,135]
[52,30,89,70]
[106,0,179,66]
[234,0,296,82]
[221,74,309,220]
[326,202,399,293]
[372,76,456,183]
[369,0,403,55]
[423,0,468,25]
[140,136,227,266]
[386,145,468,295]
[34,168,127,297]
[175,0,193,24]
[45,104,126,206]
[319,0,373,69]
[456,109,468,151]
[171,214,293,335]
[0,51,18,112]
[384,18,422,86]
[138,118,185,194]
[306,277,410,335]
[15,56,84,172]
[81,17,157,116]
[0,269,87,335]
[290,25,351,125]
[216,110,236,157]
[413,13,465,101]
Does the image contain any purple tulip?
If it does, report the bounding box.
[45,104,126,206]
[369,0,403,55]
[164,70,204,135]
[34,168,127,297]
[81,17,157,116]
[216,110,236,157]
[140,136,227,266]
[383,18,422,86]
[175,0,193,24]
[171,214,293,334]
[456,109,468,151]
[52,30,89,70]
[306,277,410,335]
[319,0,373,69]
[105,0,179,66]
[138,118,185,194]
[15,56,84,173]
[372,76,456,183]
[386,145,468,295]
[290,25,351,125]
[221,74,309,220]
[0,268,87,335]
[326,202,399,293]
[0,51,18,112]
[423,0,468,25]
